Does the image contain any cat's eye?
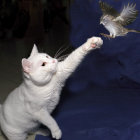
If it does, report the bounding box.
[46,56,49,58]
[41,62,47,66]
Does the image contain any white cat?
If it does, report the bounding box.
[0,37,103,140]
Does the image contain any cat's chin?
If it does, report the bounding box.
[51,68,57,74]
[49,64,57,74]
[32,79,51,86]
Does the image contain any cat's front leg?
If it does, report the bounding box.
[57,36,103,82]
[35,109,62,139]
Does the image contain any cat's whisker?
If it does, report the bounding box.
[54,47,69,59]
[54,44,70,59]
[57,53,70,62]
[58,53,70,58]
[54,43,69,58]
[54,46,65,59]
[57,58,66,62]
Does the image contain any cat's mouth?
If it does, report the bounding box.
[49,63,57,73]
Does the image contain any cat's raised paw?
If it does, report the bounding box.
[52,129,62,139]
[83,37,103,51]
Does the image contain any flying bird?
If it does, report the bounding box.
[99,1,140,39]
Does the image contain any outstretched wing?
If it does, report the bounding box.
[99,1,119,17]
[114,3,138,26]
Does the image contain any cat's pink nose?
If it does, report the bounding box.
[52,60,55,63]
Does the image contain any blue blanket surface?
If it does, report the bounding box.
[35,88,140,140]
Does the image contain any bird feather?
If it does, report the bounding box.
[114,3,138,26]
[99,1,119,17]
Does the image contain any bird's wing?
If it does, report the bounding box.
[114,3,138,26]
[99,1,119,17]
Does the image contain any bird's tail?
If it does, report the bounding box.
[128,29,140,33]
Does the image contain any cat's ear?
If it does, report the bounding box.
[30,44,38,57]
[22,58,33,74]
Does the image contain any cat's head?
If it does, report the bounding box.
[22,44,58,86]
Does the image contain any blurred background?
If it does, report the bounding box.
[0,0,73,103]
[1,0,140,140]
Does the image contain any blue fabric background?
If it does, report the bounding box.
[36,0,140,140]
[68,0,140,92]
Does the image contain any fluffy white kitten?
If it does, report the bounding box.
[0,37,103,140]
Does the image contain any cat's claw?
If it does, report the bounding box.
[52,129,62,139]
[83,37,103,51]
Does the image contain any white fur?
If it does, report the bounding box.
[0,37,103,140]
